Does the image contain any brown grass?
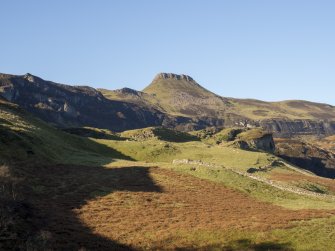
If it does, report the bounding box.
[271,171,335,193]
[74,167,334,249]
[6,161,335,250]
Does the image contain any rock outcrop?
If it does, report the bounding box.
[0,73,165,131]
[275,138,335,178]
[113,87,142,96]
[213,128,275,153]
[154,73,195,82]
[259,119,335,137]
[236,133,275,153]
[234,128,275,152]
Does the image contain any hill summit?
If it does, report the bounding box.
[143,72,216,99]
[154,73,195,81]
[141,73,228,119]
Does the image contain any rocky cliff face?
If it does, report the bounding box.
[189,117,335,138]
[259,119,335,137]
[275,138,335,178]
[0,73,165,131]
[154,73,195,82]
[213,128,275,153]
[236,133,275,153]
[234,128,275,153]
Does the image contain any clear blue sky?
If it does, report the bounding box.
[1,0,334,104]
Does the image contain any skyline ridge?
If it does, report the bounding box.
[1,71,334,106]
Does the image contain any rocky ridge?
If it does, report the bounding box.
[0,73,165,131]
[1,72,335,137]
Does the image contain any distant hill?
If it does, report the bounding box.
[144,73,335,121]
[1,72,335,136]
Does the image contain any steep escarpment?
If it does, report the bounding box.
[236,129,275,152]
[0,73,165,131]
[211,128,275,153]
[275,138,335,178]
[259,119,335,137]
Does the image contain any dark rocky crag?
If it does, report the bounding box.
[0,73,166,131]
[259,119,335,137]
[275,138,335,178]
[236,133,275,153]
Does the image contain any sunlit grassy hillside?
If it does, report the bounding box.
[100,73,335,121]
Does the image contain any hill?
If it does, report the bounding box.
[142,73,335,135]
[143,73,335,121]
[1,99,335,250]
[106,72,335,136]
[143,73,229,117]
[0,73,165,132]
[0,98,133,164]
[1,72,335,136]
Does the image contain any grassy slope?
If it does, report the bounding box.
[2,99,335,250]
[98,88,165,112]
[94,134,335,249]
[230,98,335,120]
[120,127,199,142]
[143,76,230,117]
[98,138,335,210]
[100,74,335,120]
[0,99,129,165]
[143,76,216,99]
[312,135,335,154]
[75,163,335,250]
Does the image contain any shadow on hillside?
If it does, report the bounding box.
[86,137,135,162]
[225,239,293,251]
[62,127,128,141]
[153,128,200,143]
[175,239,293,251]
[1,163,162,250]
[279,155,335,179]
[0,123,135,163]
